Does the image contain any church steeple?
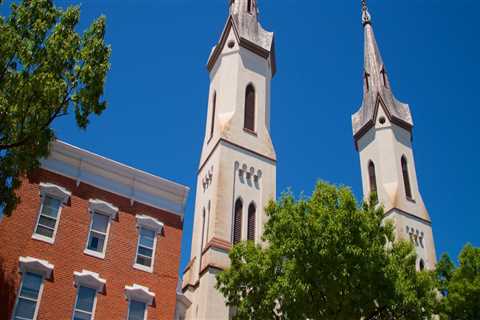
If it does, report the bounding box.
[353,0,412,143]
[181,0,277,318]
[229,0,258,17]
[352,0,437,272]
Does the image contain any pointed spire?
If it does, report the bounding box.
[352,0,413,140]
[361,0,371,26]
[229,0,258,18]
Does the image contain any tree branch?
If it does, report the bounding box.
[0,89,72,150]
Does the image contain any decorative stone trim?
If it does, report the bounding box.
[89,199,118,219]
[39,182,71,203]
[124,284,155,305]
[136,214,164,233]
[201,237,232,255]
[74,270,106,292]
[19,256,54,279]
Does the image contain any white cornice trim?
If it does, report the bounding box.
[19,256,54,279]
[41,140,190,218]
[125,284,155,305]
[39,182,71,204]
[74,270,106,292]
[89,199,118,218]
[136,214,164,233]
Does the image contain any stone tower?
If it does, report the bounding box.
[181,0,276,318]
[352,1,436,271]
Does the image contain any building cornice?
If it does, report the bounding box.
[41,140,190,218]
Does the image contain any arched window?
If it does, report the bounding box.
[200,208,206,250]
[247,203,256,242]
[210,92,216,139]
[233,199,243,244]
[419,259,425,271]
[401,156,412,199]
[244,84,255,132]
[368,161,377,195]
[247,0,252,14]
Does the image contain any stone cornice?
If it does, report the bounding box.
[41,140,190,218]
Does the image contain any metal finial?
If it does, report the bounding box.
[362,0,371,25]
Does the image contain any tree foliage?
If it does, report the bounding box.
[216,182,437,320]
[436,244,480,319]
[0,0,111,215]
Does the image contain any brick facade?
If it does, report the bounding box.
[0,168,184,320]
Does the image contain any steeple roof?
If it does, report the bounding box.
[207,0,276,75]
[352,1,413,140]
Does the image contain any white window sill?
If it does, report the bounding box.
[32,233,55,244]
[84,249,106,260]
[133,263,153,273]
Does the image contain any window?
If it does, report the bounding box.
[85,212,110,257]
[73,286,97,320]
[368,161,377,198]
[247,0,252,13]
[401,156,413,199]
[34,196,61,240]
[134,215,163,273]
[124,284,154,320]
[247,203,256,242]
[12,272,44,320]
[244,84,255,132]
[128,300,146,320]
[210,92,216,139]
[135,227,156,269]
[233,199,243,244]
[419,259,425,271]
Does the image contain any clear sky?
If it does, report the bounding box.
[3,0,479,272]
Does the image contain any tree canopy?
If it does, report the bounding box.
[0,0,110,215]
[216,182,437,320]
[436,244,480,320]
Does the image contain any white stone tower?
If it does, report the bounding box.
[181,0,276,318]
[352,1,436,271]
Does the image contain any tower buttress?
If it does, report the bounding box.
[352,0,437,271]
[182,1,276,318]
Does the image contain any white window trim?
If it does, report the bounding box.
[12,257,54,320]
[133,215,163,273]
[71,286,98,320]
[125,284,155,305]
[32,183,71,244]
[84,212,112,260]
[71,270,105,320]
[133,227,158,273]
[73,270,106,292]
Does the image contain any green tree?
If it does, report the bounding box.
[436,244,480,319]
[0,0,111,215]
[216,182,437,320]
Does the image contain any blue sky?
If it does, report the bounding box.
[3,0,479,272]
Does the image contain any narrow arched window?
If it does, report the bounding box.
[210,92,216,139]
[247,203,256,242]
[368,161,377,195]
[247,0,252,14]
[233,199,243,244]
[419,259,425,271]
[244,84,255,132]
[401,156,413,199]
[200,208,206,250]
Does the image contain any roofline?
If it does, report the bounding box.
[41,140,190,218]
[206,16,276,77]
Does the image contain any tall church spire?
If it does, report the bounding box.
[352,0,412,142]
[352,0,437,272]
[181,0,277,318]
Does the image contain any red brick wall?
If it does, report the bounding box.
[0,169,183,320]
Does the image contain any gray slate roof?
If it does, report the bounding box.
[352,12,413,138]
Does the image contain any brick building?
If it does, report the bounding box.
[0,140,189,320]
